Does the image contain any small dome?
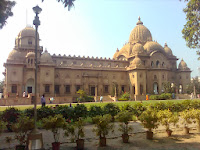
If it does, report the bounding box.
[129,17,152,45]
[164,43,173,56]
[7,49,22,60]
[143,41,164,53]
[130,57,144,68]
[26,52,35,58]
[18,26,37,39]
[40,50,53,63]
[131,43,144,54]
[178,59,189,70]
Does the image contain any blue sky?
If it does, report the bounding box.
[0,0,199,80]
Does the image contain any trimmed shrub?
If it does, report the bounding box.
[118,98,129,101]
[120,92,130,101]
[149,93,172,100]
[54,105,74,121]
[89,105,104,118]
[104,103,120,121]
[73,104,88,121]
[132,102,146,117]
[37,106,55,121]
[2,107,21,124]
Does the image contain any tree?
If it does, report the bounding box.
[182,0,200,54]
[0,0,76,29]
[186,76,200,94]
[0,80,4,93]
[0,0,16,29]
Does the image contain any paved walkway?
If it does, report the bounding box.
[0,121,200,150]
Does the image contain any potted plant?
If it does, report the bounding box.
[157,110,179,136]
[42,114,66,150]
[115,111,135,143]
[12,115,34,150]
[138,109,159,140]
[92,114,114,147]
[190,109,200,132]
[2,107,21,132]
[65,119,85,150]
[180,110,194,134]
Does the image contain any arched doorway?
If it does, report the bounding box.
[179,85,183,94]
[153,82,158,94]
[26,78,34,94]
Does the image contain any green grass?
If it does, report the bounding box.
[0,99,190,112]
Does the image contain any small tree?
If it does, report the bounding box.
[12,115,34,147]
[92,115,114,146]
[65,119,85,142]
[139,109,159,139]
[42,114,66,143]
[157,110,179,136]
[76,89,86,103]
[180,109,194,134]
[115,111,135,143]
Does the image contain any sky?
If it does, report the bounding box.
[0,0,199,80]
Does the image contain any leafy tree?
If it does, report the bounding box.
[186,76,200,94]
[163,82,175,93]
[181,0,200,56]
[0,0,15,29]
[0,0,75,29]
[0,80,4,93]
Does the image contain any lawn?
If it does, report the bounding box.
[0,99,189,112]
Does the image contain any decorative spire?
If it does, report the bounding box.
[136,16,143,25]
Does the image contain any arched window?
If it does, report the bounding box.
[179,85,183,94]
[156,60,160,67]
[28,39,32,45]
[151,61,154,67]
[162,62,165,67]
[153,82,159,94]
[133,86,135,94]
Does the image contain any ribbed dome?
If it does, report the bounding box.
[178,59,189,70]
[18,26,37,39]
[164,43,173,56]
[7,49,22,60]
[117,43,131,58]
[26,52,35,58]
[40,50,53,63]
[129,17,152,45]
[143,41,164,53]
[132,43,144,54]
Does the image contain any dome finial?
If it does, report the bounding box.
[136,16,143,25]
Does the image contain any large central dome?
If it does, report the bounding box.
[129,17,152,45]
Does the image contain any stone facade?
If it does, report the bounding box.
[3,18,191,101]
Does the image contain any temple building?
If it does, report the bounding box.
[3,17,191,101]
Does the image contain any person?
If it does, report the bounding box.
[69,103,73,108]
[41,94,46,107]
[23,91,26,98]
[49,97,54,104]
[100,96,103,103]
